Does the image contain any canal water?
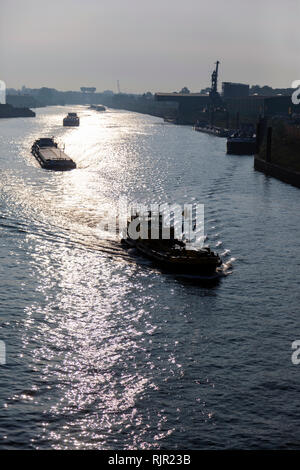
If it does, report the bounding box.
[0,106,300,449]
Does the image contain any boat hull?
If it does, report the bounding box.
[63,119,80,127]
[122,238,221,275]
[227,138,256,155]
[31,139,76,171]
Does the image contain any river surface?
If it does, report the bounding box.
[0,106,300,449]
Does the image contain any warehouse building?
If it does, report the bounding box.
[222,82,250,98]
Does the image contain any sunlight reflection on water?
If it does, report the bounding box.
[1,106,300,449]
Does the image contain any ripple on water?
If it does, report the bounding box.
[0,107,300,449]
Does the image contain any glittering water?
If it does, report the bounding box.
[0,106,300,449]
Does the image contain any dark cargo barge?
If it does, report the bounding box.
[121,212,222,276]
[31,138,76,171]
[63,112,80,126]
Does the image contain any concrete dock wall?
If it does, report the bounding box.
[254,156,300,188]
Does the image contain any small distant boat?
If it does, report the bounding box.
[31,137,76,171]
[121,212,222,275]
[89,105,106,112]
[227,135,257,155]
[63,112,80,126]
[163,117,177,124]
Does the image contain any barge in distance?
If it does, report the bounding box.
[63,112,80,126]
[31,137,76,170]
[89,104,106,112]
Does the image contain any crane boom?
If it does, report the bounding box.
[211,60,220,94]
[209,60,224,109]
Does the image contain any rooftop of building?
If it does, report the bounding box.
[155,92,209,97]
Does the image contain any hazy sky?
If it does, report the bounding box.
[1,0,299,93]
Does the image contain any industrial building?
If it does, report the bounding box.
[222,82,249,98]
[155,93,210,124]
[155,62,297,124]
[224,95,294,118]
[155,92,295,124]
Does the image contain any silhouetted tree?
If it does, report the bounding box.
[180,87,190,94]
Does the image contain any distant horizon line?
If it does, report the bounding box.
[4,82,296,95]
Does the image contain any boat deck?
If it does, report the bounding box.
[31,140,76,170]
[39,147,71,161]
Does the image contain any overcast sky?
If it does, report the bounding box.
[1,0,299,93]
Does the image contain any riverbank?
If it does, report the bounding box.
[0,103,35,118]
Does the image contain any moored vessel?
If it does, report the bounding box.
[227,135,256,155]
[194,124,230,138]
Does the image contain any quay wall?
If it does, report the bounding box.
[254,156,300,189]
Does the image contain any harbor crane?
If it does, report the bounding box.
[209,60,224,109]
